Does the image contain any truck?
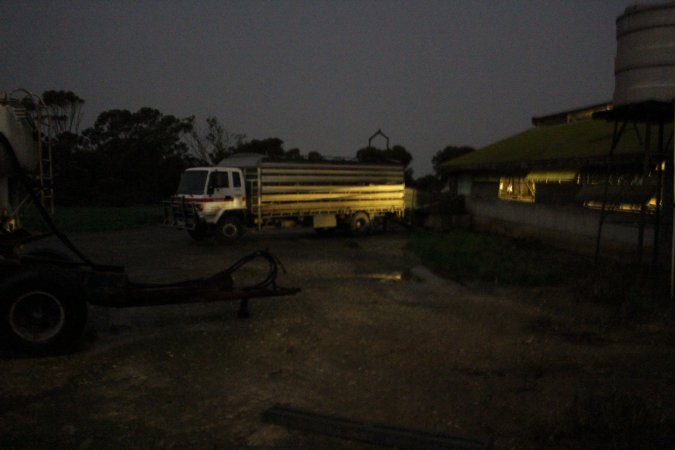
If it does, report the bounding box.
[0,91,298,356]
[164,153,406,241]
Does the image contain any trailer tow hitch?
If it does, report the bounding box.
[124,249,300,318]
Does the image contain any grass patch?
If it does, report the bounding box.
[406,229,670,312]
[20,205,164,233]
[406,229,586,286]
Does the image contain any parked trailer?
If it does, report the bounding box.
[0,91,299,356]
[164,156,406,241]
[0,245,298,355]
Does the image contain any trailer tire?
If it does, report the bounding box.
[0,275,88,356]
[350,212,371,236]
[216,216,242,243]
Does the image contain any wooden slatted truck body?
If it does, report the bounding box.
[165,155,405,241]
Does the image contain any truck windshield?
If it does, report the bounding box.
[177,170,208,195]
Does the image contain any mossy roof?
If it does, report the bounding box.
[442,120,668,173]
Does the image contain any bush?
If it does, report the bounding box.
[406,229,671,311]
[406,230,585,286]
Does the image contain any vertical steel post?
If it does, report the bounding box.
[637,123,652,263]
[257,166,262,231]
[653,120,664,266]
[595,120,626,263]
[671,102,675,300]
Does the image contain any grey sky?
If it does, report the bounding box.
[1,0,632,176]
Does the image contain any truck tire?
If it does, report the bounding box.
[0,275,88,356]
[216,216,242,243]
[350,212,371,236]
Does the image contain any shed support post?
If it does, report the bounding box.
[595,120,627,264]
[671,102,675,300]
[637,123,652,263]
[653,121,664,266]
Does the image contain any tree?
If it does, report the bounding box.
[234,137,285,159]
[79,107,194,205]
[284,148,302,161]
[187,116,246,165]
[20,90,89,206]
[50,130,88,205]
[356,144,414,185]
[414,173,444,191]
[18,90,84,137]
[355,144,413,168]
[387,145,413,168]
[307,151,324,161]
[41,90,85,135]
[432,145,474,175]
[411,145,476,190]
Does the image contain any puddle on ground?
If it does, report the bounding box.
[358,270,423,282]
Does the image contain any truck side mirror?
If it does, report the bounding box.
[207,185,215,195]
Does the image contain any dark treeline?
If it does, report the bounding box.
[39,92,331,206]
[35,90,471,206]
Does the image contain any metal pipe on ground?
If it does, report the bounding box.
[263,405,492,450]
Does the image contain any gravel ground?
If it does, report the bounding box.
[1,225,674,449]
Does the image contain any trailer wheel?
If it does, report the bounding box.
[216,216,242,243]
[0,276,87,355]
[350,212,371,236]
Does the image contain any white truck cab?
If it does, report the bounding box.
[167,167,247,241]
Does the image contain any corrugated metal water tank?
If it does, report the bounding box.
[614,2,675,106]
[0,104,39,177]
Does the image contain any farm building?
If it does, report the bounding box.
[441,102,673,259]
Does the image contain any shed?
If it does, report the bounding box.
[441,105,671,254]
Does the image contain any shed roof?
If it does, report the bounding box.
[442,119,666,173]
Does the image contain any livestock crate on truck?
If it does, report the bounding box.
[165,154,406,241]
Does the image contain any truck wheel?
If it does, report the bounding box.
[350,212,371,236]
[0,276,88,356]
[216,216,242,243]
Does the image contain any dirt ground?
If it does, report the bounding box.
[1,225,674,449]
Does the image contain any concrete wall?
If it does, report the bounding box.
[467,197,652,244]
[464,186,668,259]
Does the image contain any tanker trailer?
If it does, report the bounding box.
[0,89,48,234]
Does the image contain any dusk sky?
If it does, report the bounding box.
[2,1,634,176]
